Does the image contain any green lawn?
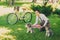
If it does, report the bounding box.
[0,2,7,6]
[0,14,60,40]
[0,2,32,6]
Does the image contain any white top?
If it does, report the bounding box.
[34,14,49,27]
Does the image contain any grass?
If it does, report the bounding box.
[0,2,32,6]
[0,14,60,40]
[0,2,7,6]
[0,2,23,6]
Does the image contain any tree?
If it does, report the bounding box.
[12,0,15,5]
[7,0,15,6]
[32,0,37,3]
[43,0,49,6]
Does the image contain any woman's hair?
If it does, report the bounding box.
[35,9,41,13]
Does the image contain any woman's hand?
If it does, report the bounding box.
[40,26,44,29]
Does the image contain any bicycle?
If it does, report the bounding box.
[7,6,32,25]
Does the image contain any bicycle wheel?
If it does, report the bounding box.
[7,13,18,25]
[23,12,32,23]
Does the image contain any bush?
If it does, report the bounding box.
[54,9,60,15]
[31,5,53,16]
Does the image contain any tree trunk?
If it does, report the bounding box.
[32,0,37,3]
[6,0,8,4]
[8,0,15,6]
[43,0,49,6]
[12,0,15,5]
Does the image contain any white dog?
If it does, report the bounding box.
[25,23,41,33]
[25,23,33,33]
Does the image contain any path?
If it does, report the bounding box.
[0,6,14,16]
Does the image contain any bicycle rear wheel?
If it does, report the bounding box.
[23,12,32,23]
[7,13,18,25]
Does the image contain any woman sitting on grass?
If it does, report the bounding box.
[33,10,49,31]
[33,10,53,37]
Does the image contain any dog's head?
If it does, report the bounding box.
[25,23,32,28]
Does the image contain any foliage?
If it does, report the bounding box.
[31,5,53,16]
[0,2,7,6]
[53,9,60,15]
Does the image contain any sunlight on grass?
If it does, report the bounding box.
[0,27,16,40]
[53,23,57,26]
[46,3,59,12]
[0,27,11,34]
[17,28,23,31]
[21,4,33,12]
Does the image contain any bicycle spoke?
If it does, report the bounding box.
[7,13,18,25]
[23,12,32,23]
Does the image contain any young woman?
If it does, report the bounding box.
[33,10,50,31]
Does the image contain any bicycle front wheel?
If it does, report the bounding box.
[7,13,18,25]
[23,12,32,23]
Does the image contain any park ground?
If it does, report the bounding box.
[0,11,60,40]
[0,3,60,40]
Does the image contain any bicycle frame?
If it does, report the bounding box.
[14,7,32,20]
[7,7,32,25]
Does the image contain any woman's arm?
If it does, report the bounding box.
[43,20,47,27]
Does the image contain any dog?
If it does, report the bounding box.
[25,23,33,33]
[45,27,53,37]
[25,23,53,37]
[25,23,42,33]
